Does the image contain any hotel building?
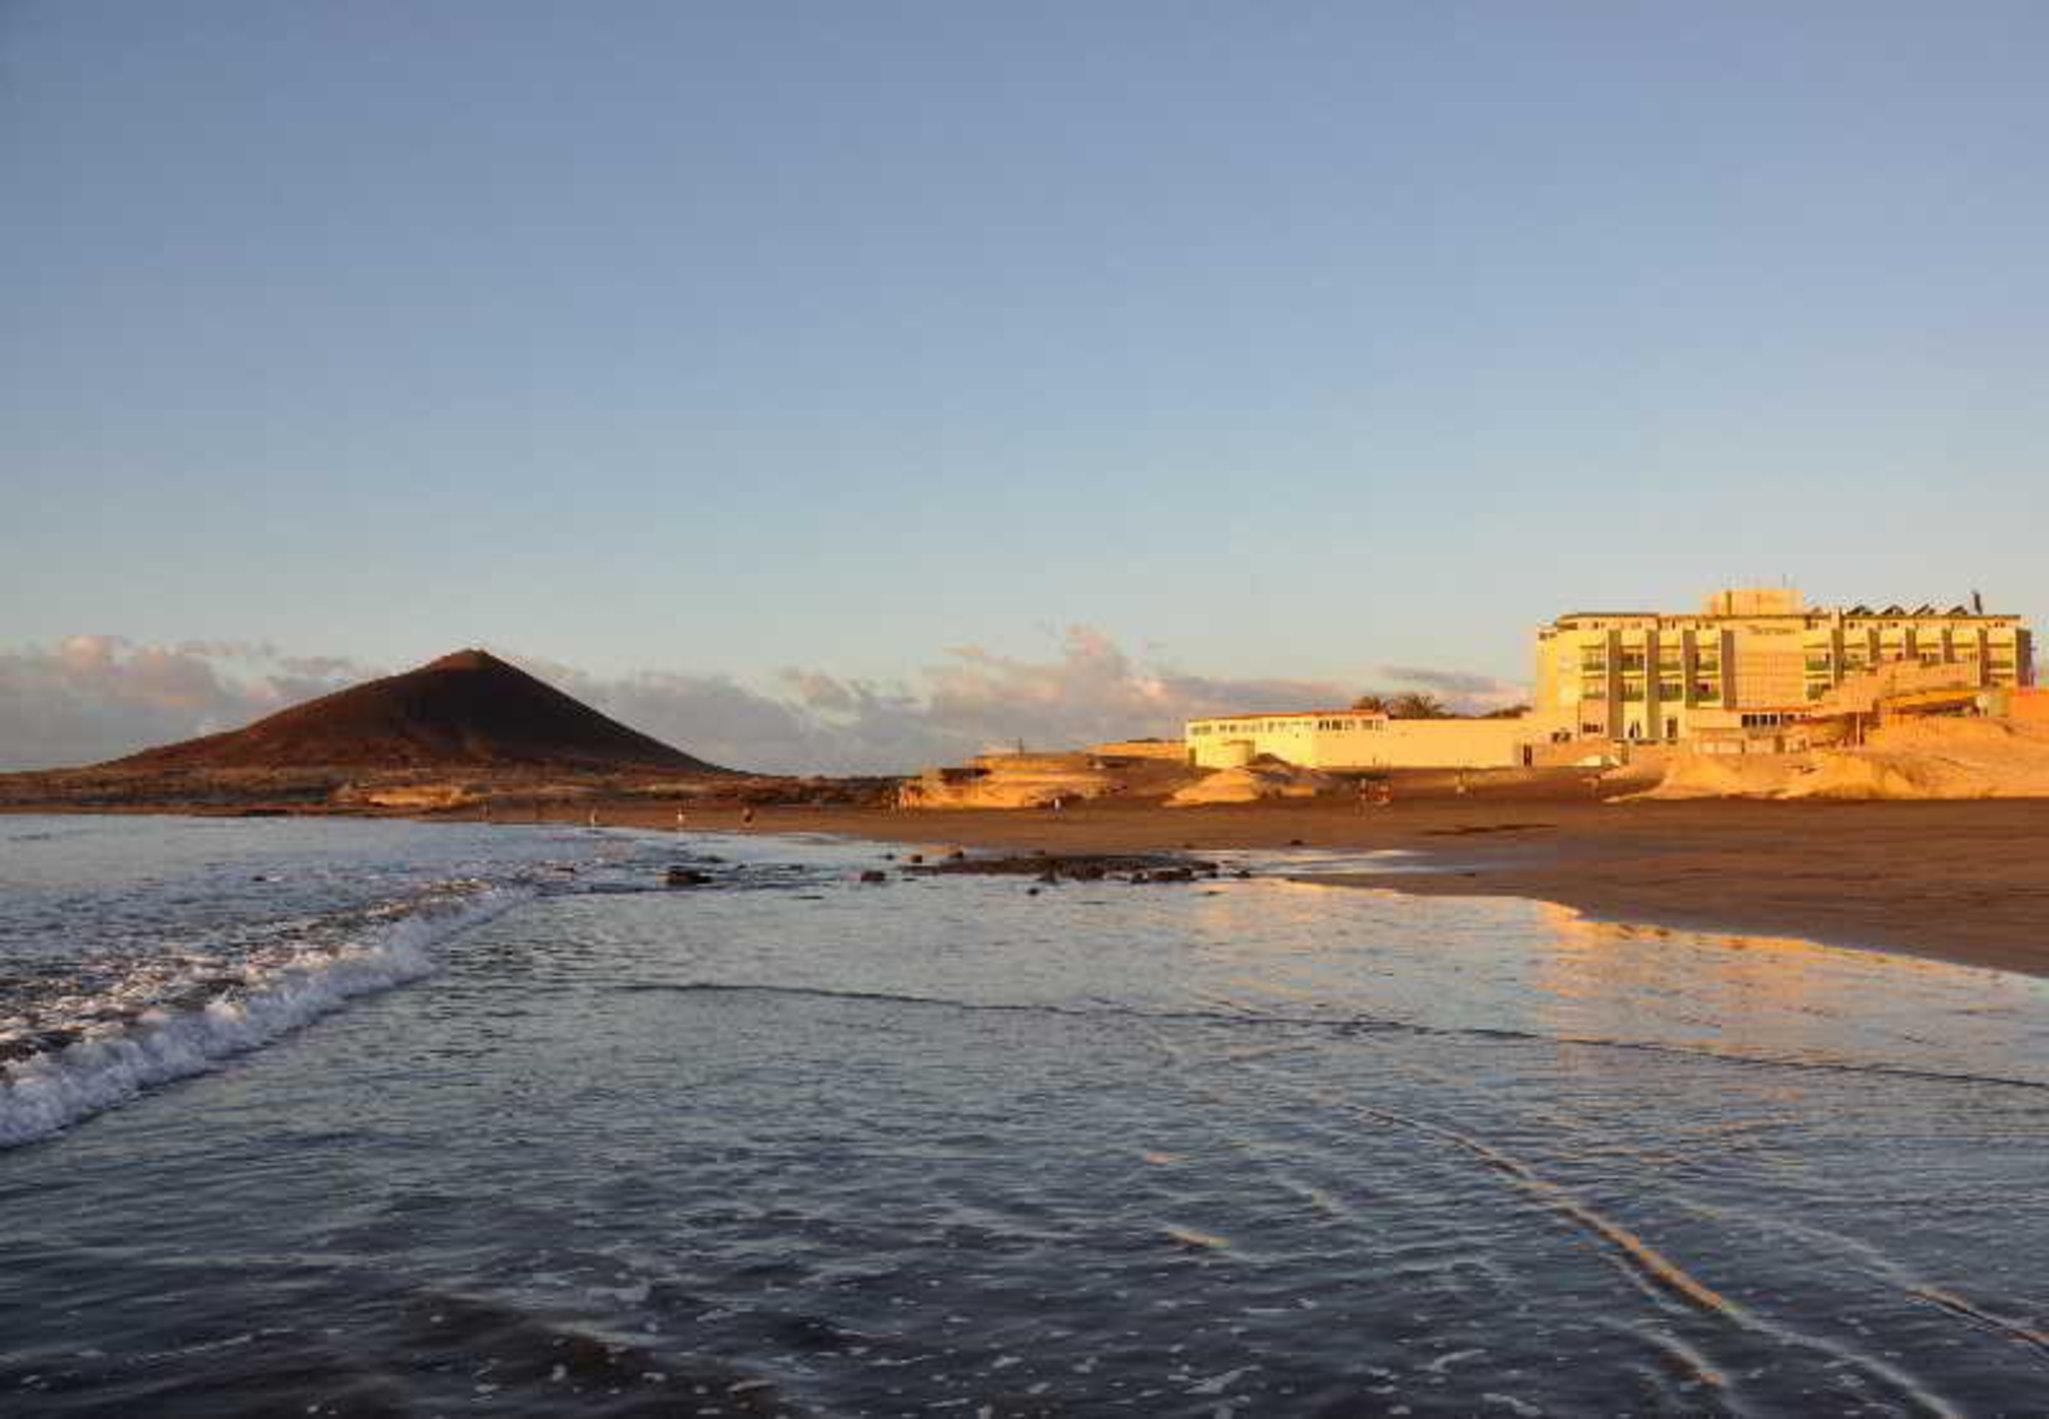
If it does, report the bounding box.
[1535,587,2034,743]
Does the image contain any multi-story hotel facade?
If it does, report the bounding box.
[1181,587,2033,771]
[1535,587,2034,744]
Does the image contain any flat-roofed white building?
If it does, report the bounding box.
[1184,710,1564,771]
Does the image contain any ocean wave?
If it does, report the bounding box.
[0,883,530,1148]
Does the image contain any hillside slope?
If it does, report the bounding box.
[100,649,727,774]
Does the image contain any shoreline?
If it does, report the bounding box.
[9,795,2048,980]
[578,797,2049,980]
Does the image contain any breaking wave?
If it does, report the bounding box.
[0,882,530,1148]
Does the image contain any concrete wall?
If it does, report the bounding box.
[2005,687,2049,727]
[1088,739,1188,761]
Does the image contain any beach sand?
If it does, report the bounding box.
[588,792,2049,979]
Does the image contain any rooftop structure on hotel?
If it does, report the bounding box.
[1535,588,2034,744]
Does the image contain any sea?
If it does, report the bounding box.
[2,814,2045,1418]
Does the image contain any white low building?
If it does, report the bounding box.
[1184,710,1569,771]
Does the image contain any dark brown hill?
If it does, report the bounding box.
[101,649,728,773]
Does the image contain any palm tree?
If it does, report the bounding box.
[1387,691,1451,720]
[1350,693,1389,714]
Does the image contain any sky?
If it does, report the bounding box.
[4,2,2045,771]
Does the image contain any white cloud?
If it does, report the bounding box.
[0,629,1525,774]
[0,637,374,770]
[1375,664,1530,712]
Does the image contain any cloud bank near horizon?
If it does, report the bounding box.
[0,631,1526,774]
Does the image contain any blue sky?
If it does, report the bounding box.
[3,2,2045,767]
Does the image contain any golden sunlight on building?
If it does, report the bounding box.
[1184,710,1569,770]
[1182,587,2034,769]
[1534,587,2033,746]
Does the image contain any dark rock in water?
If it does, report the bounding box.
[1151,867,1195,883]
[902,853,1203,880]
[766,1310,858,1353]
[859,869,888,884]
[947,849,966,860]
[665,867,711,887]
[882,853,896,861]
[1289,838,1306,846]
[1026,886,1041,896]
[907,852,924,864]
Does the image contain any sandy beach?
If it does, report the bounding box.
[581,791,2049,979]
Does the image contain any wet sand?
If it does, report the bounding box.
[590,795,2049,979]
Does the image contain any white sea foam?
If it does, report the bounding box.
[0,884,528,1148]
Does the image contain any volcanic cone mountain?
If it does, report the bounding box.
[103,649,727,773]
